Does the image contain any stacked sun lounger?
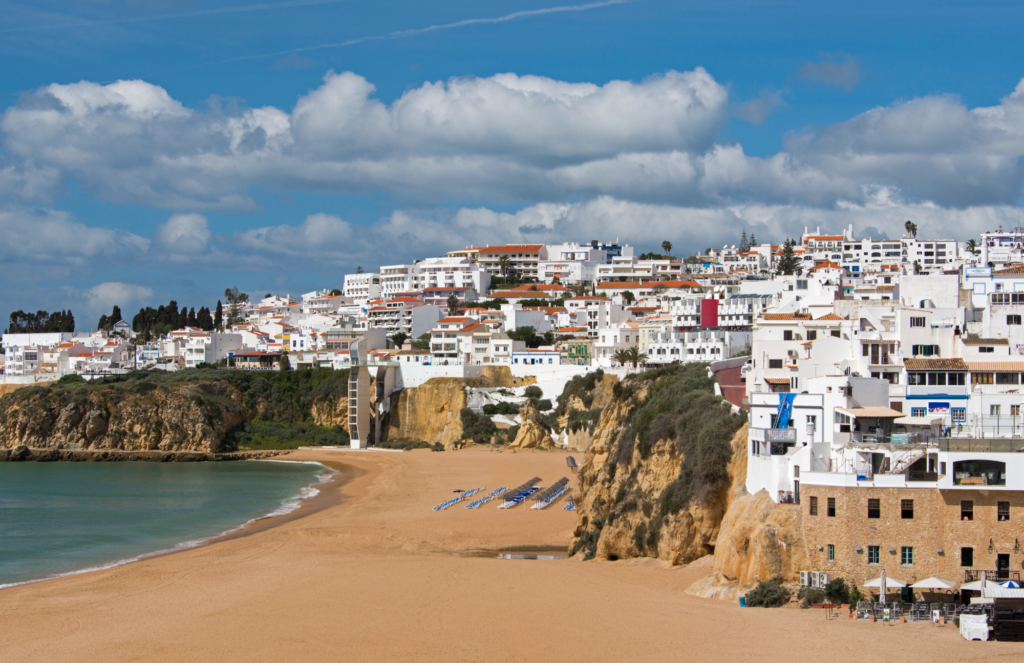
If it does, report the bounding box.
[532,478,569,502]
[497,478,541,504]
[460,487,485,499]
[563,497,576,511]
[531,485,570,509]
[465,487,507,509]
[498,486,540,509]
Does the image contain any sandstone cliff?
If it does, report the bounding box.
[569,364,748,565]
[0,380,250,453]
[311,397,348,430]
[508,399,553,450]
[385,378,467,447]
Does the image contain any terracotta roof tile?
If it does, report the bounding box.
[962,335,1009,346]
[763,313,812,321]
[904,358,969,370]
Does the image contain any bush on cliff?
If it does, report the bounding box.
[745,581,791,608]
[224,420,350,451]
[555,369,603,416]
[460,407,497,443]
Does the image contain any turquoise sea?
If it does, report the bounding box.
[0,460,331,588]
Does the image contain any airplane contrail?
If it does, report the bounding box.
[210,0,636,65]
[1,0,351,34]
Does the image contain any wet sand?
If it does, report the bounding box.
[0,446,1015,662]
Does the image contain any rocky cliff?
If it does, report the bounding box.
[385,378,467,447]
[568,364,749,566]
[508,399,553,449]
[311,397,348,430]
[0,380,250,453]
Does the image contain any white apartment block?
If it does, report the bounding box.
[379,257,490,295]
[366,300,442,338]
[343,272,382,305]
[183,333,244,368]
[538,243,608,284]
[446,244,548,280]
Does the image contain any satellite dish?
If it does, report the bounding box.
[840,305,850,318]
[839,359,850,374]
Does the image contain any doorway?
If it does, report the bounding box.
[997,554,1010,579]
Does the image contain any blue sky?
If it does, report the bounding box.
[2,0,1024,326]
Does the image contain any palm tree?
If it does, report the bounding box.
[446,294,460,316]
[498,255,511,278]
[662,240,673,257]
[613,348,631,368]
[904,220,918,238]
[967,238,978,255]
[625,346,648,369]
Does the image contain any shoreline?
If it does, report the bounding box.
[0,446,287,462]
[0,455,357,592]
[1,446,1010,662]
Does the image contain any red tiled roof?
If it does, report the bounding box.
[814,313,846,321]
[763,313,812,321]
[638,280,703,288]
[809,260,842,271]
[437,317,474,323]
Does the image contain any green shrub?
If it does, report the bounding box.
[224,420,350,451]
[460,407,497,443]
[798,587,826,609]
[481,401,519,416]
[523,385,543,399]
[847,587,864,611]
[745,581,791,608]
[57,374,83,385]
[532,398,553,411]
[567,407,602,433]
[824,578,850,605]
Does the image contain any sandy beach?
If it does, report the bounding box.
[0,446,1016,662]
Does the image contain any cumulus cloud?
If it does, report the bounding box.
[154,213,212,257]
[797,53,862,92]
[1,69,728,209]
[0,207,148,264]
[233,213,352,256]
[733,88,787,124]
[83,282,154,318]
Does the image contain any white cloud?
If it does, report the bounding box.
[83,282,154,318]
[0,207,148,264]
[154,213,212,258]
[797,53,862,92]
[733,88,787,124]
[233,213,352,256]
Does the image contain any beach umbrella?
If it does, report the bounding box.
[960,579,1000,591]
[910,577,957,590]
[1000,580,1022,588]
[863,574,906,588]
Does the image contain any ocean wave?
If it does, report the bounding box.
[0,462,338,592]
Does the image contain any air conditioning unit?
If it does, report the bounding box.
[800,571,810,587]
[821,573,831,588]
[811,571,820,588]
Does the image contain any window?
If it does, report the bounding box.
[973,372,994,385]
[796,280,808,290]
[948,372,966,386]
[952,408,966,422]
[928,372,947,386]
[868,546,880,565]
[911,407,927,417]
[783,330,793,341]
[997,372,1020,385]
[827,497,836,517]
[1009,315,1022,326]
[979,346,995,353]
[999,501,1010,522]
[991,404,1001,416]
[910,317,926,328]
[831,330,840,338]
[862,344,870,356]
[912,344,939,356]
[961,547,974,567]
[768,359,783,369]
[809,496,818,516]
[901,547,914,565]
[868,498,880,519]
[827,544,835,562]
[962,500,974,521]
[901,499,914,519]
[790,377,799,389]
[908,372,927,385]
[1014,405,1021,417]
[807,330,817,341]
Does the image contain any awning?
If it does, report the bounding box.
[895,416,944,427]
[764,377,791,385]
[910,577,957,590]
[863,576,907,588]
[836,406,906,419]
[961,580,1000,592]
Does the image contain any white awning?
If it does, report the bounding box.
[961,580,1000,592]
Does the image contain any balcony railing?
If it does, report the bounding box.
[965,569,1020,582]
[938,439,1024,453]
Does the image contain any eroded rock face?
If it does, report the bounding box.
[385,378,467,447]
[710,489,807,588]
[311,397,348,430]
[571,401,749,565]
[0,381,249,453]
[508,399,552,450]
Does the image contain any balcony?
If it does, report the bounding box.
[965,569,1021,582]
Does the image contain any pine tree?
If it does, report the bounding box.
[214,300,223,331]
[110,305,122,324]
[776,238,803,276]
[740,231,749,251]
[188,307,198,327]
[750,233,757,247]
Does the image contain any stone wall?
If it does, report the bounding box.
[800,485,1024,588]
